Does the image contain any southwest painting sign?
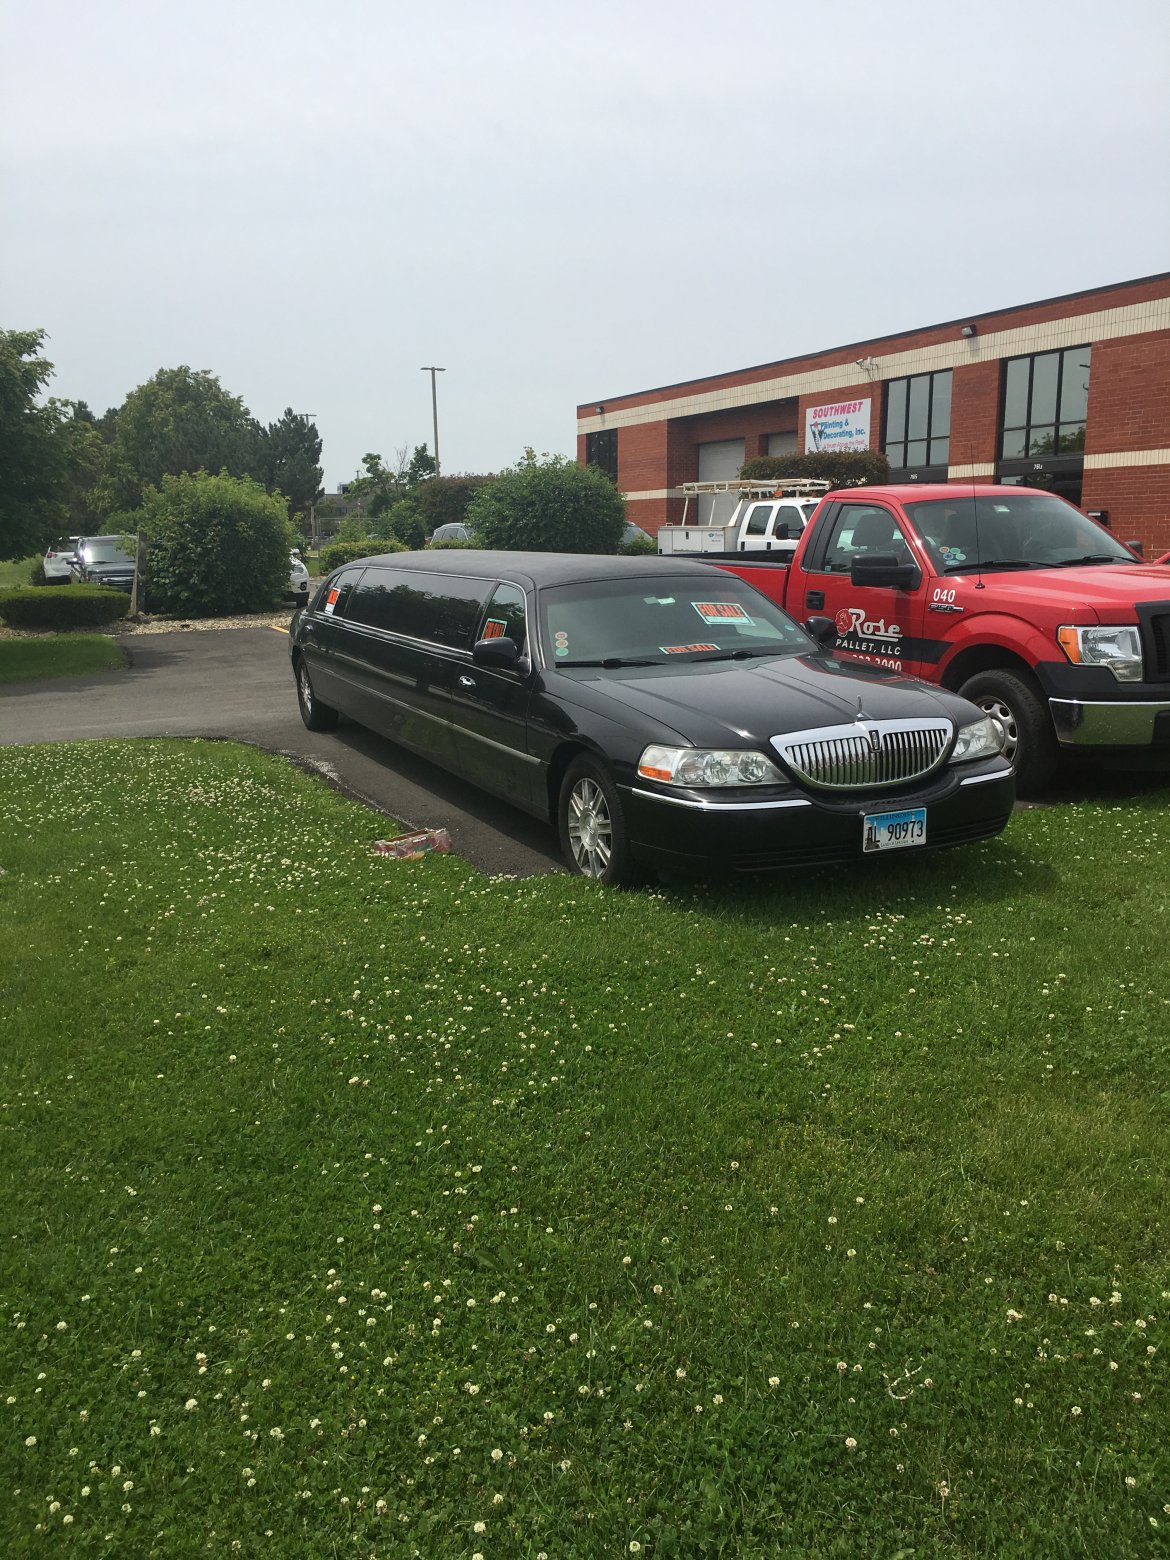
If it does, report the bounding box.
[805,398,871,453]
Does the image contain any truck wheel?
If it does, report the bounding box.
[558,756,637,886]
[295,656,339,732]
[959,668,1057,794]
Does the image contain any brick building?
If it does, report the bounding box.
[576,273,1170,555]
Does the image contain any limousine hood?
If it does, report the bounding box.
[561,652,968,747]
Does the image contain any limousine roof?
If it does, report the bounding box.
[347,549,719,587]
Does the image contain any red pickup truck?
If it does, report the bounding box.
[713,484,1170,793]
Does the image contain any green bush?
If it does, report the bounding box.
[318,538,405,574]
[618,531,658,555]
[140,471,294,616]
[412,474,496,533]
[466,451,626,553]
[427,537,478,550]
[739,450,890,486]
[0,585,130,629]
[371,499,427,551]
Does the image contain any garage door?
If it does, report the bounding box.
[696,439,745,525]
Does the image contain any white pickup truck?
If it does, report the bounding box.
[656,479,830,558]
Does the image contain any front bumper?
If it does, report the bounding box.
[1049,697,1170,748]
[622,762,1014,873]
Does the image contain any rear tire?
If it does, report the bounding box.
[295,656,339,732]
[558,756,637,886]
[959,668,1057,795]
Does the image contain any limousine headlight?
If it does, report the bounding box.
[950,715,1004,763]
[638,744,783,787]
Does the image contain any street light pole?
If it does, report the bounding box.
[420,366,446,477]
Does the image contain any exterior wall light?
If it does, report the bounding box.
[961,324,978,338]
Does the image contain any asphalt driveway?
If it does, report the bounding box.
[0,628,563,878]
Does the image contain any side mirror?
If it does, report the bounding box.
[1125,539,1145,557]
[850,552,921,591]
[803,615,838,649]
[472,634,523,671]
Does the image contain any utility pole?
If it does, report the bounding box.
[420,366,446,476]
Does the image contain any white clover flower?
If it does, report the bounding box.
[490,1448,503,1462]
[24,1436,36,1447]
[185,1398,198,1411]
[844,1437,857,1450]
[768,1376,780,1388]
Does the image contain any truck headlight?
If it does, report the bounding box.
[951,715,1003,763]
[1057,625,1144,682]
[638,744,783,786]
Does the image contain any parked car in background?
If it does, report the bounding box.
[289,549,310,601]
[289,550,1013,885]
[70,536,137,592]
[426,523,473,545]
[43,536,82,583]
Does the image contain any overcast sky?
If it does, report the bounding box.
[5,0,1169,490]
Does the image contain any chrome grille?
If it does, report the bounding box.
[771,718,952,790]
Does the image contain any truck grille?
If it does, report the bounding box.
[1142,610,1170,681]
[771,719,952,791]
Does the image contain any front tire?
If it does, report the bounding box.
[558,756,637,886]
[959,667,1057,794]
[295,655,339,732]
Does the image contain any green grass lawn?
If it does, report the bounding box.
[1,740,1168,1558]
[0,554,40,590]
[0,635,126,683]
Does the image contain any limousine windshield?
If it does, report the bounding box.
[540,575,811,666]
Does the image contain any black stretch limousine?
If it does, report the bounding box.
[289,551,1014,884]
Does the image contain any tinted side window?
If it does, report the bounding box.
[315,566,364,614]
[476,583,528,654]
[345,568,490,648]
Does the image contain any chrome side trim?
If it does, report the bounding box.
[959,768,1011,786]
[629,786,813,812]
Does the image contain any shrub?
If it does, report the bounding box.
[618,531,658,555]
[318,538,405,574]
[140,471,294,616]
[428,537,477,550]
[411,475,496,534]
[371,499,427,551]
[739,450,890,487]
[466,451,625,553]
[0,585,130,629]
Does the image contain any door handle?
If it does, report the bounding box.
[457,675,476,690]
[805,590,825,610]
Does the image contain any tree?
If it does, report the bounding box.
[260,408,323,519]
[97,366,265,513]
[139,470,294,616]
[0,328,89,562]
[465,450,626,553]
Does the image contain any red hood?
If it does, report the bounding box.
[951,564,1170,622]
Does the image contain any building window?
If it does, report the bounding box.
[1001,346,1090,458]
[586,429,619,484]
[883,370,951,470]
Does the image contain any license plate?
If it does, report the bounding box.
[863,807,927,853]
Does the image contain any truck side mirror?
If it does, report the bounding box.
[850,552,921,591]
[803,615,838,649]
[1126,539,1145,557]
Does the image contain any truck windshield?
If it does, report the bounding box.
[903,495,1135,573]
[540,575,811,666]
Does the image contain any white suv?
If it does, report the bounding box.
[289,550,310,601]
[43,536,81,583]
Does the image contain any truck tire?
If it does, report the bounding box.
[558,755,638,886]
[295,655,339,732]
[959,668,1057,795]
